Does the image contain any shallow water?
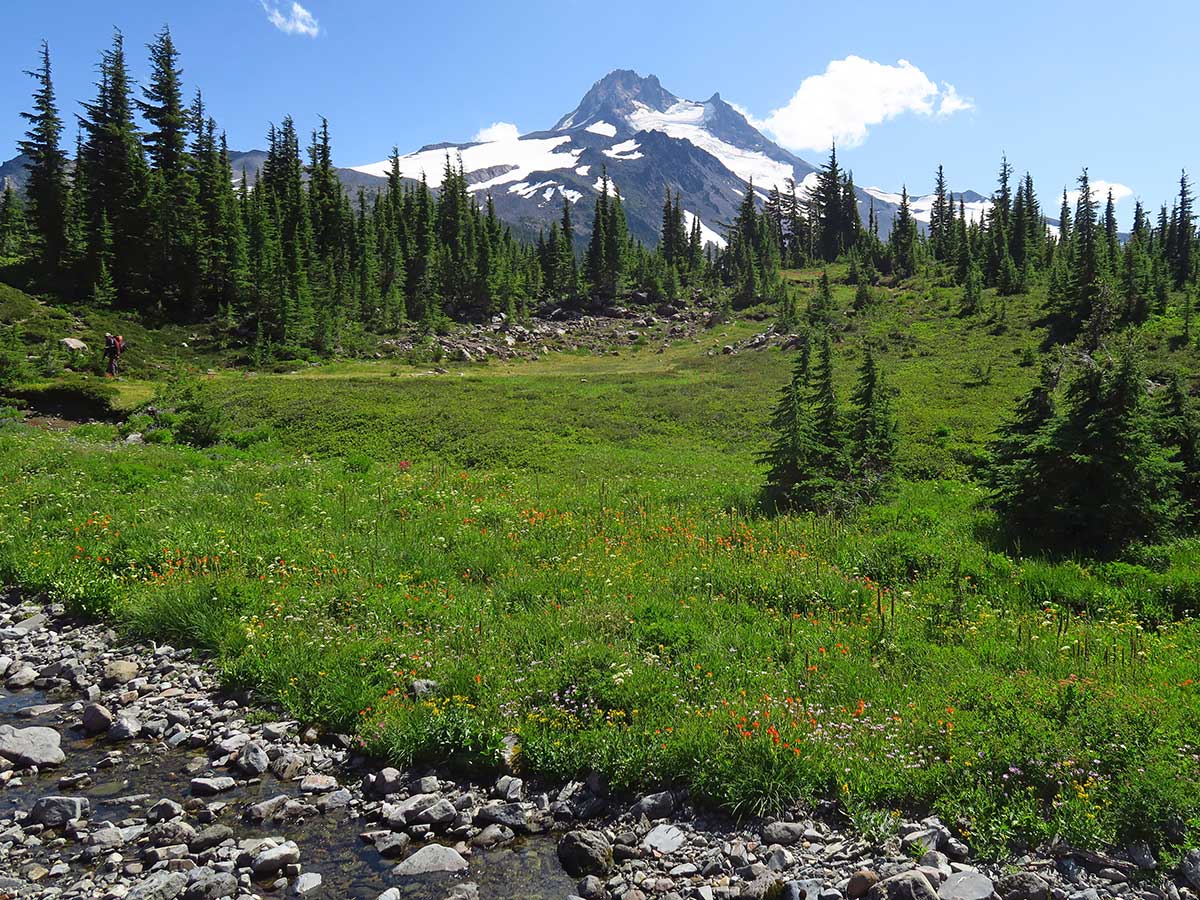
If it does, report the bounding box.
[0,688,576,899]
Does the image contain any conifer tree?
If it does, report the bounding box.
[850,346,898,492]
[17,41,69,282]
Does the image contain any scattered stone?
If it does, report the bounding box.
[29,795,90,827]
[939,872,995,900]
[236,741,269,775]
[292,872,323,895]
[558,829,613,877]
[81,702,114,733]
[109,714,143,740]
[250,840,301,876]
[299,773,338,793]
[182,871,238,900]
[190,775,237,796]
[996,873,1050,900]
[631,791,675,819]
[103,659,140,686]
[126,870,188,900]
[849,870,881,899]
[868,873,940,900]
[1181,849,1200,892]
[763,821,806,846]
[391,843,468,876]
[643,823,686,855]
[0,724,66,766]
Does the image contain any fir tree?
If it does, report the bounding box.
[17,41,70,282]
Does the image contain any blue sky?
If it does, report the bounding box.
[1,0,1195,223]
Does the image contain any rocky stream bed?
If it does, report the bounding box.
[1,587,1199,900]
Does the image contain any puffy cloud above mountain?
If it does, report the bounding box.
[749,56,973,152]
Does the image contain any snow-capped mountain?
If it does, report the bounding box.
[350,69,918,248]
[2,70,993,248]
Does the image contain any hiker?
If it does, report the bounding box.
[103,333,124,377]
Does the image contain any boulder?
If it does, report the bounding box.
[190,776,236,796]
[102,659,139,686]
[939,872,995,900]
[29,796,90,827]
[642,823,685,855]
[762,821,806,846]
[182,871,238,900]
[60,338,88,352]
[1181,850,1200,893]
[630,791,674,819]
[81,703,114,734]
[391,843,468,876]
[558,829,613,877]
[0,725,66,767]
[292,872,323,896]
[250,840,301,876]
[126,871,188,900]
[236,741,269,775]
[867,872,939,900]
[995,873,1049,900]
[848,872,881,899]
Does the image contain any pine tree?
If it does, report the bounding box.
[17,41,70,282]
[78,30,153,307]
[930,165,951,261]
[850,347,898,493]
[889,187,917,277]
[140,26,201,317]
[1172,171,1194,288]
[759,338,813,509]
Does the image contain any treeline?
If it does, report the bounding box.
[2,30,786,358]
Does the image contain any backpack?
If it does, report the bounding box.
[115,335,124,354]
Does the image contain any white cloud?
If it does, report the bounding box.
[937,82,974,116]
[1067,180,1134,207]
[473,122,521,143]
[752,56,972,152]
[261,1,320,38]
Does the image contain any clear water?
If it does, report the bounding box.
[0,688,575,899]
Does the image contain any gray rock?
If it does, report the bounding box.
[902,828,942,856]
[469,823,515,849]
[741,874,784,899]
[1181,850,1200,892]
[630,791,675,819]
[183,872,238,900]
[995,874,1049,900]
[109,714,142,740]
[127,871,188,900]
[408,678,440,698]
[5,666,36,688]
[368,767,405,796]
[29,795,90,827]
[148,798,184,823]
[103,659,139,686]
[1128,843,1156,871]
[299,773,338,793]
[190,824,234,852]
[236,741,269,775]
[191,776,236,796]
[445,885,479,900]
[81,703,114,734]
[763,821,806,846]
[375,832,411,858]
[391,844,468,876]
[868,872,939,900]
[939,873,994,900]
[643,823,685,855]
[558,829,613,877]
[251,840,301,876]
[0,724,65,767]
[785,880,825,900]
[292,872,323,896]
[577,875,607,900]
[474,801,534,833]
[416,798,457,827]
[11,613,47,634]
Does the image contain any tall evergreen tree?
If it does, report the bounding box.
[17,41,70,282]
